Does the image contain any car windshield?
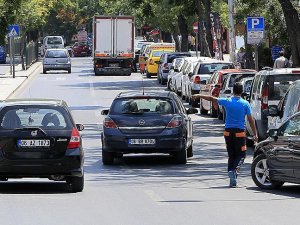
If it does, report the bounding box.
[47,37,63,45]
[228,73,255,87]
[269,74,300,100]
[198,63,234,74]
[45,50,67,58]
[281,114,300,136]
[110,98,174,115]
[0,107,71,130]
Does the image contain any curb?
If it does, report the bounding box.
[6,62,42,99]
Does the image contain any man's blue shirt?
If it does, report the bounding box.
[218,96,252,130]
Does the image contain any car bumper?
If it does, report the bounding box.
[102,133,186,154]
[43,64,71,70]
[95,67,131,75]
[0,148,83,177]
[147,64,159,74]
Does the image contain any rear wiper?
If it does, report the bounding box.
[13,127,47,136]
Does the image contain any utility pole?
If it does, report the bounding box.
[228,0,236,62]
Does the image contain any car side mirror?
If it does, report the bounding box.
[268,128,278,139]
[186,108,198,114]
[224,89,231,94]
[76,124,84,131]
[263,105,278,117]
[200,80,207,85]
[101,109,109,115]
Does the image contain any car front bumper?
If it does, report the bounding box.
[95,67,131,75]
[43,64,71,70]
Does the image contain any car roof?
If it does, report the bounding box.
[260,68,300,75]
[217,69,256,74]
[0,99,66,109]
[116,91,173,99]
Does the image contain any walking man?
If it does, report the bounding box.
[273,51,289,69]
[192,82,258,187]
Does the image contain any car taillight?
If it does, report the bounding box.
[96,64,103,68]
[163,63,169,69]
[261,85,269,110]
[149,59,154,65]
[194,76,201,84]
[67,127,81,149]
[104,117,117,129]
[166,116,182,128]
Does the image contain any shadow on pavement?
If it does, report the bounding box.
[246,185,300,199]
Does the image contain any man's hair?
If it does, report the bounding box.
[233,82,243,95]
[279,51,284,56]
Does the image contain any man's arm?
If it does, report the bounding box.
[247,114,258,142]
[192,94,218,102]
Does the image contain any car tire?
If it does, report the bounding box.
[68,175,84,193]
[199,99,208,114]
[246,138,254,147]
[157,73,161,84]
[102,149,114,165]
[187,144,193,158]
[191,98,198,107]
[43,69,47,74]
[167,80,171,90]
[68,69,71,74]
[146,72,151,78]
[161,78,166,85]
[251,154,284,189]
[210,102,218,118]
[173,149,187,164]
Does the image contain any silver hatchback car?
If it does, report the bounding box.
[43,49,71,74]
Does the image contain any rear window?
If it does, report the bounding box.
[0,107,71,130]
[197,63,234,74]
[110,98,174,115]
[269,74,300,100]
[228,73,255,87]
[244,80,253,93]
[45,50,67,58]
[167,54,190,63]
[47,37,63,45]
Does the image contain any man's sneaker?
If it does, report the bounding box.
[228,170,237,187]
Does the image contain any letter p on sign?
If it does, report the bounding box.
[252,19,259,29]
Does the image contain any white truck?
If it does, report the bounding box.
[93,16,135,76]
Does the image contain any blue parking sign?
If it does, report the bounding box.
[247,17,264,31]
[8,25,20,37]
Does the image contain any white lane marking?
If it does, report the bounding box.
[89,79,95,96]
[144,190,169,206]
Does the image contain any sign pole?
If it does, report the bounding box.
[9,37,13,75]
[12,36,15,78]
[255,44,259,71]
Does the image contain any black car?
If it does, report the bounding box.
[251,112,300,189]
[101,91,198,165]
[0,99,84,192]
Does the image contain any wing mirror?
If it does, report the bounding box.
[186,108,198,114]
[76,124,84,131]
[263,105,278,117]
[101,109,109,115]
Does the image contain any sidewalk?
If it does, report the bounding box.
[0,61,42,100]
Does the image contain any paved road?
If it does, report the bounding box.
[3,57,300,225]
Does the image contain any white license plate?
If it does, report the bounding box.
[128,139,156,145]
[17,139,51,148]
[109,63,119,67]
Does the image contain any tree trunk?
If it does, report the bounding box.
[202,0,213,56]
[178,14,189,52]
[278,0,300,67]
[172,30,181,51]
[197,0,211,57]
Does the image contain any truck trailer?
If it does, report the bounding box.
[93,16,134,76]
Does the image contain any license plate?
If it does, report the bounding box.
[128,139,156,145]
[109,63,119,67]
[17,139,51,148]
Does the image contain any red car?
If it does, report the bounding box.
[199,69,256,117]
[72,42,91,57]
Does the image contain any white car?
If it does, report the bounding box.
[168,58,185,90]
[42,49,71,74]
[41,36,64,56]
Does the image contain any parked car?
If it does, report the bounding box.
[43,49,71,74]
[0,99,84,192]
[157,52,191,85]
[0,46,6,64]
[218,71,256,120]
[172,57,200,96]
[168,58,185,90]
[245,68,300,145]
[41,36,65,56]
[72,42,91,57]
[251,111,300,189]
[265,79,300,131]
[101,91,198,165]
[145,50,173,78]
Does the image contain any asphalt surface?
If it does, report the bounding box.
[3,57,300,225]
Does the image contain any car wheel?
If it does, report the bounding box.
[173,149,187,164]
[157,73,161,83]
[161,78,166,85]
[102,149,114,165]
[200,99,208,115]
[68,175,84,193]
[43,69,47,74]
[191,98,198,107]
[210,102,218,118]
[187,144,193,158]
[182,93,186,100]
[146,71,151,78]
[246,138,254,147]
[167,80,171,90]
[68,69,71,74]
[251,154,284,189]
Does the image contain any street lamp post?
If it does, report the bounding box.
[228,0,236,62]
